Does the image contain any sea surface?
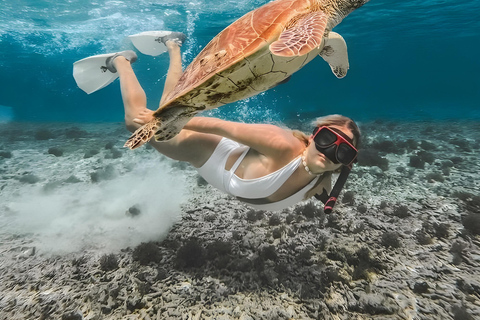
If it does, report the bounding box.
[1,0,479,123]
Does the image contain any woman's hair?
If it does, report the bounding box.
[313,114,361,147]
[292,114,361,200]
[292,114,361,147]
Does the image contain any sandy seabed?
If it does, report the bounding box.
[0,120,479,320]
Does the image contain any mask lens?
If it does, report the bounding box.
[337,143,356,165]
[314,128,337,147]
[319,145,339,164]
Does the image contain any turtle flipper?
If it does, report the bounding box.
[124,118,161,149]
[125,105,200,148]
[152,106,200,142]
[319,32,349,78]
[153,115,196,141]
[269,11,328,57]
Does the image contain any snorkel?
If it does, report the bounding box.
[311,124,358,214]
[315,164,353,214]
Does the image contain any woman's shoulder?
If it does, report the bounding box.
[264,127,306,157]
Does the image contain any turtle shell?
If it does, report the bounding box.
[154,0,319,116]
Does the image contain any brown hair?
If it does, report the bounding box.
[312,114,361,147]
[292,114,360,146]
[292,114,361,199]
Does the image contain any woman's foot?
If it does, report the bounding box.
[165,39,182,52]
[105,50,138,73]
[160,32,186,46]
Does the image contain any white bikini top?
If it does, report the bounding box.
[225,148,301,198]
[224,148,320,211]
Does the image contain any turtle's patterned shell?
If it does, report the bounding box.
[159,0,314,110]
[124,0,368,149]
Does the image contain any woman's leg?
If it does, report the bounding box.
[149,130,222,168]
[160,41,183,106]
[114,57,150,132]
[114,56,220,168]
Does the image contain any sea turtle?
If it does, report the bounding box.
[125,0,370,149]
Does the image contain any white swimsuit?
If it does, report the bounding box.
[197,138,319,211]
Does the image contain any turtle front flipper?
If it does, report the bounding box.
[124,118,161,149]
[124,106,200,148]
[319,32,349,79]
[269,11,328,57]
[152,105,201,142]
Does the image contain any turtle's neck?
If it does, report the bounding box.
[318,0,370,28]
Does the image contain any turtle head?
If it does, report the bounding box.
[326,0,370,26]
[350,0,370,9]
[337,0,370,13]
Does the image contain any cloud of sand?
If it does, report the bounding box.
[4,163,188,255]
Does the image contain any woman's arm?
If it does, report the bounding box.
[183,117,303,157]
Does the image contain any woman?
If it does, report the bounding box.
[106,33,360,211]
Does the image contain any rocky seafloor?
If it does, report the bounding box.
[0,121,479,320]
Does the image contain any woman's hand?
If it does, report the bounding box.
[133,109,155,125]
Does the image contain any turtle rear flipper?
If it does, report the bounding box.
[319,32,349,79]
[124,119,161,149]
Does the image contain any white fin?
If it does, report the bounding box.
[319,32,349,78]
[128,31,174,56]
[73,53,119,94]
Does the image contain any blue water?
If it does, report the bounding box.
[1,0,479,123]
